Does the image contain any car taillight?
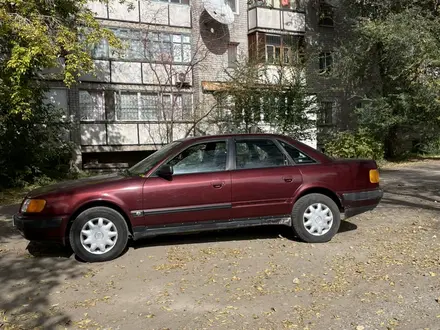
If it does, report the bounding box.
[369,169,380,184]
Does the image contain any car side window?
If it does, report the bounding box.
[235,139,287,169]
[279,141,316,164]
[167,141,228,175]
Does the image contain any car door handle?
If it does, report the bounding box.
[212,181,224,188]
[283,176,293,183]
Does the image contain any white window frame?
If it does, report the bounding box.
[154,0,190,5]
[160,93,193,121]
[115,91,192,121]
[319,52,333,73]
[225,0,239,14]
[318,101,334,125]
[79,90,105,121]
[115,91,160,121]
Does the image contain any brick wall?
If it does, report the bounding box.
[190,0,248,127]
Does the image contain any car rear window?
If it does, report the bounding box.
[279,141,316,164]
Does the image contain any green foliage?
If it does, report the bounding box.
[419,137,440,156]
[220,59,316,141]
[0,90,74,188]
[325,131,384,160]
[0,0,121,116]
[332,0,440,158]
[0,0,122,187]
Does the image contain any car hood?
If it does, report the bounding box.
[27,173,126,198]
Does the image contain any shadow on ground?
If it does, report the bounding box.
[380,162,440,211]
[0,205,81,329]
[131,220,357,250]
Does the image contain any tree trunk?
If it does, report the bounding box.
[384,125,399,159]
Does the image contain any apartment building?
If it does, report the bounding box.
[44,0,339,169]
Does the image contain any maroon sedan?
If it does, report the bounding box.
[13,134,383,262]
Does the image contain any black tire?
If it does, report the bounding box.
[69,207,129,262]
[291,193,341,243]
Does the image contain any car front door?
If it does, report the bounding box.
[231,138,303,220]
[141,139,232,227]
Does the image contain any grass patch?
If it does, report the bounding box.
[0,185,41,206]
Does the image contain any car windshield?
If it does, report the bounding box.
[127,141,182,175]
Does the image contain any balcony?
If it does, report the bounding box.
[86,0,191,28]
[248,7,305,33]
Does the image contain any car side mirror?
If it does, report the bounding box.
[157,164,173,179]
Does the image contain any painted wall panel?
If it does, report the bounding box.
[169,4,191,27]
[140,0,168,25]
[108,0,140,21]
[111,62,142,84]
[80,124,107,145]
[107,124,139,145]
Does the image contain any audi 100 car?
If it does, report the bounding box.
[14,134,383,262]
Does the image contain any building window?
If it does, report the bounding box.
[91,39,109,59]
[146,32,191,64]
[248,33,305,65]
[157,0,190,4]
[91,29,192,64]
[115,92,193,121]
[226,0,238,13]
[216,94,233,120]
[228,43,238,68]
[141,94,160,120]
[249,0,305,10]
[319,2,334,27]
[110,28,145,60]
[265,34,299,64]
[319,52,333,73]
[318,101,333,125]
[160,94,193,120]
[79,90,105,121]
[116,92,158,121]
[281,0,305,11]
[116,92,141,121]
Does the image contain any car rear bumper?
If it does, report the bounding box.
[342,189,383,219]
[13,214,66,243]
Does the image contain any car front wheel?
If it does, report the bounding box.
[291,193,341,243]
[69,206,129,262]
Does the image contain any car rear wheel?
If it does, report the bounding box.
[291,193,341,243]
[69,207,129,262]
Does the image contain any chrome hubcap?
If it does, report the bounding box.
[303,203,333,236]
[80,217,118,255]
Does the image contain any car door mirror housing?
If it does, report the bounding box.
[157,164,173,179]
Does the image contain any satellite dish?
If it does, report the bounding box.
[202,0,235,25]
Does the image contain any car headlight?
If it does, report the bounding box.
[21,199,46,213]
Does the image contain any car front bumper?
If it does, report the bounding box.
[342,189,384,219]
[13,214,66,243]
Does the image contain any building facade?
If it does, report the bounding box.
[44,0,341,169]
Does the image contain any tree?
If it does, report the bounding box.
[214,58,317,142]
[0,0,120,187]
[141,32,218,147]
[331,0,440,157]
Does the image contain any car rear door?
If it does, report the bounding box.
[230,137,303,220]
[140,138,232,226]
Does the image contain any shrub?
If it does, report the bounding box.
[419,137,440,156]
[0,102,74,189]
[324,131,384,160]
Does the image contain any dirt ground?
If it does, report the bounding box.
[0,161,439,330]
